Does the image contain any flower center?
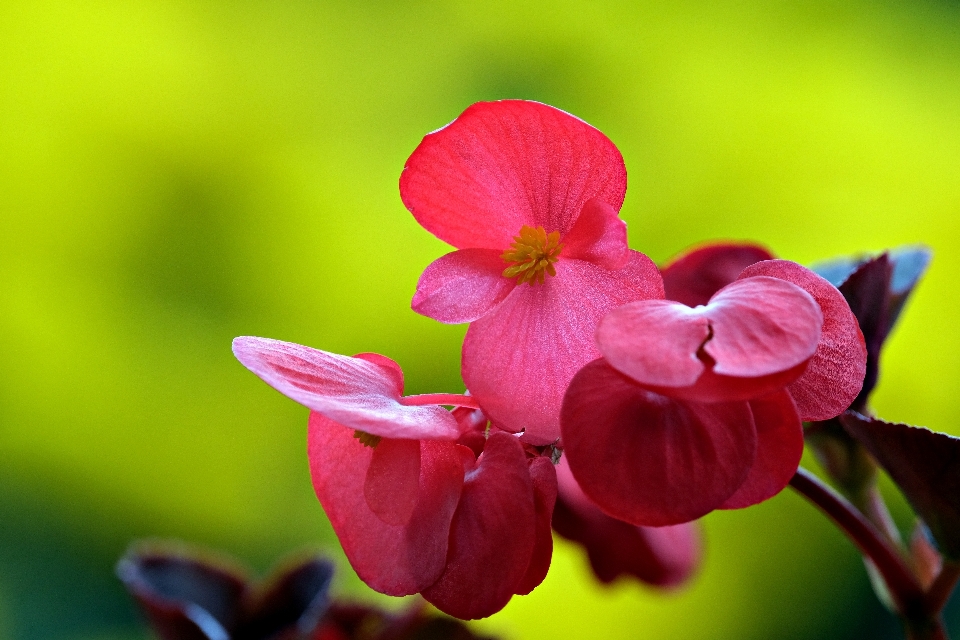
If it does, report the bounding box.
[353,430,381,448]
[501,225,564,285]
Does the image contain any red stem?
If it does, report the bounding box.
[789,468,926,619]
[927,561,960,616]
[401,393,481,409]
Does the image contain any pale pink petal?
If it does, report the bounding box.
[400,101,627,250]
[662,242,775,307]
[739,260,867,420]
[596,300,709,388]
[561,198,629,270]
[561,360,756,526]
[703,276,822,377]
[233,337,460,440]
[411,249,516,324]
[719,390,805,509]
[462,251,663,445]
[596,277,822,403]
[421,433,536,619]
[514,456,558,595]
[364,438,421,526]
[353,352,405,392]
[308,413,466,596]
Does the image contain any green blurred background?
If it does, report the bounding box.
[1,0,959,638]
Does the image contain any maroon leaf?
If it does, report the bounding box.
[841,413,960,560]
[116,543,248,640]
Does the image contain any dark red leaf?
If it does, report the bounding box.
[116,543,248,640]
[841,412,960,560]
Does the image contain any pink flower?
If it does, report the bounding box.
[401,100,662,445]
[232,337,556,620]
[560,247,867,526]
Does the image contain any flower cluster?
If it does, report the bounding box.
[233,101,867,619]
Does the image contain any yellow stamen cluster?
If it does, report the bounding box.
[353,430,381,448]
[501,226,564,285]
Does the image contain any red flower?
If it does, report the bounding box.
[232,337,556,620]
[561,245,867,526]
[552,457,701,587]
[401,100,662,445]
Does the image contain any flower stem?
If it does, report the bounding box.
[861,485,903,547]
[906,618,950,640]
[927,561,960,616]
[789,468,926,619]
[401,393,481,409]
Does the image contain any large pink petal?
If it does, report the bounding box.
[514,456,558,595]
[596,278,822,402]
[739,260,867,420]
[421,433,536,619]
[719,390,804,509]
[553,458,700,587]
[411,249,516,324]
[596,300,710,388]
[661,242,775,307]
[596,277,822,402]
[233,337,460,440]
[561,198,629,270]
[400,101,627,250]
[462,251,663,445]
[364,438,421,526]
[703,276,822,377]
[307,413,465,596]
[561,360,756,526]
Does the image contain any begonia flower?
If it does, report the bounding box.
[401,100,663,445]
[232,337,556,620]
[551,457,701,587]
[561,244,867,526]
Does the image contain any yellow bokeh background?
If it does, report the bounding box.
[1,1,958,638]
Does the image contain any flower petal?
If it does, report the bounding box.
[739,260,867,421]
[661,242,774,307]
[411,249,516,324]
[400,100,627,250]
[597,277,821,398]
[703,276,822,378]
[308,413,466,596]
[462,251,663,445]
[596,299,710,388]
[514,456,558,595]
[561,360,756,526]
[553,459,701,587]
[364,438,422,526]
[233,337,461,440]
[421,432,536,619]
[719,390,804,509]
[561,198,629,270]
